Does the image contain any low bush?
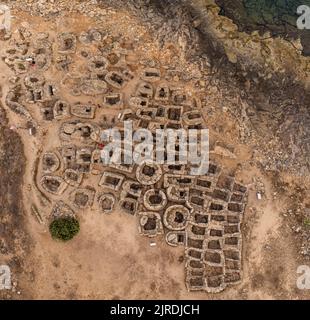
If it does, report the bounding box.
[49,217,80,241]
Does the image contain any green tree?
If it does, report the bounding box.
[49,217,80,241]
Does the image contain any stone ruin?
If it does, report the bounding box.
[138,212,163,237]
[42,152,60,173]
[40,175,67,195]
[136,161,162,185]
[1,26,248,294]
[70,187,95,209]
[97,193,116,214]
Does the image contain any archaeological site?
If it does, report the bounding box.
[0,0,309,302]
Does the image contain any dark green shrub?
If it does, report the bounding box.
[49,217,80,241]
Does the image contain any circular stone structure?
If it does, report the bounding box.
[136,160,162,185]
[98,193,115,214]
[87,55,109,73]
[139,212,163,237]
[42,152,60,173]
[163,205,190,231]
[64,169,82,187]
[62,122,75,135]
[24,73,45,88]
[143,189,167,211]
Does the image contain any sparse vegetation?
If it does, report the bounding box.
[49,217,80,241]
[304,218,310,228]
